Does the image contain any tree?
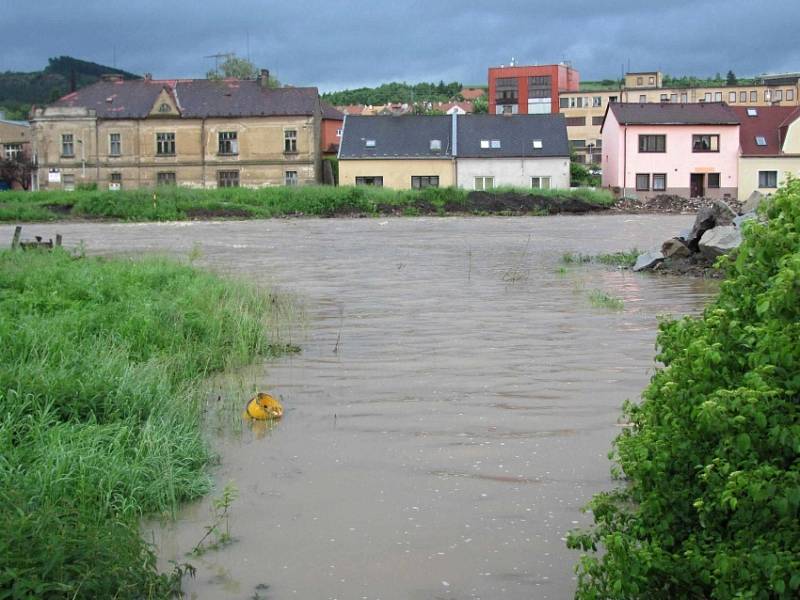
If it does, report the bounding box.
[0,155,35,190]
[206,55,258,80]
[726,70,738,86]
[472,97,488,114]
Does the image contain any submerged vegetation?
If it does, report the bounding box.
[569,179,800,597]
[562,248,641,268]
[587,289,625,310]
[0,249,296,598]
[0,185,614,222]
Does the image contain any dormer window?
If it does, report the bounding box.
[747,108,758,117]
[532,139,543,149]
[755,136,767,146]
[480,140,490,149]
[490,140,501,149]
[429,139,442,151]
[365,139,376,147]
[158,103,171,113]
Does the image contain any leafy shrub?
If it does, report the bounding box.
[568,179,800,597]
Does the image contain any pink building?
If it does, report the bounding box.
[601,102,740,199]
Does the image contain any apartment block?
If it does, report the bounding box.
[488,63,579,116]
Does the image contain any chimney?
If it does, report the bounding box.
[258,69,270,89]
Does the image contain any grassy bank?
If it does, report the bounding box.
[0,185,614,222]
[0,249,296,598]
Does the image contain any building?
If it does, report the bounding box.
[455,114,569,190]
[338,114,570,191]
[30,71,323,190]
[601,102,740,199]
[460,88,486,101]
[488,63,580,116]
[321,101,344,157]
[0,116,32,189]
[732,105,800,198]
[338,115,455,189]
[560,71,800,164]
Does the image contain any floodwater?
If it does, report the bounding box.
[5,215,716,599]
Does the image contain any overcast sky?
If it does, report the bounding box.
[2,0,798,92]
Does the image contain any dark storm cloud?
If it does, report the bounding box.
[2,0,798,91]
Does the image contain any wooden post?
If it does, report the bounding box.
[56,234,63,247]
[11,226,22,249]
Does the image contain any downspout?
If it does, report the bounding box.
[136,119,141,187]
[623,125,627,197]
[201,118,206,187]
[337,114,346,160]
[94,116,100,183]
[451,112,458,186]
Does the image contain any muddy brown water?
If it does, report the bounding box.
[5,216,716,599]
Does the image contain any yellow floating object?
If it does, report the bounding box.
[245,392,283,420]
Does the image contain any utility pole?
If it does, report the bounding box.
[204,52,235,77]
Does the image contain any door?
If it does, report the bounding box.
[690,173,705,198]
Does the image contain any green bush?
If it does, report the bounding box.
[0,250,295,598]
[568,179,800,598]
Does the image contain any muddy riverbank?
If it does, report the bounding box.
[3,215,717,599]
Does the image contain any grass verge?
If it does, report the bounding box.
[0,185,614,222]
[0,248,297,598]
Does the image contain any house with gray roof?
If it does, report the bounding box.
[338,113,569,190]
[30,71,324,190]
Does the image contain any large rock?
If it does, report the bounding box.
[633,251,665,272]
[733,212,757,229]
[661,237,691,258]
[687,200,738,251]
[742,190,763,214]
[699,226,742,260]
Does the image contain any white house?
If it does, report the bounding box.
[455,114,570,190]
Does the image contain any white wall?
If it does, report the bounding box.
[457,157,570,189]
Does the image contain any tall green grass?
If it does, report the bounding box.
[0,249,296,598]
[0,184,614,222]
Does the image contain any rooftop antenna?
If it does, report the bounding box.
[246,30,251,62]
[510,56,516,67]
[204,52,235,76]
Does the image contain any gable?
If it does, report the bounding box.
[148,88,180,118]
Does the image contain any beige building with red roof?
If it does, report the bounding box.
[732,105,800,198]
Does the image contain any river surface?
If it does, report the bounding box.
[5,215,716,599]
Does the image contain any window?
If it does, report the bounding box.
[571,139,586,149]
[61,133,74,157]
[3,143,22,160]
[707,173,720,188]
[639,94,646,103]
[531,176,551,189]
[156,132,175,155]
[532,139,543,149]
[592,96,602,107]
[490,140,501,149]
[284,130,298,153]
[787,89,795,101]
[109,133,121,156]
[764,90,771,102]
[365,139,376,147]
[639,134,666,153]
[637,77,643,85]
[740,91,747,102]
[285,171,298,186]
[729,91,737,102]
[109,172,122,191]
[670,94,678,103]
[217,170,239,188]
[758,170,777,188]
[648,76,655,85]
[704,92,713,102]
[474,176,494,191]
[573,154,585,164]
[750,91,757,102]
[336,128,343,137]
[158,103,172,113]
[355,176,382,186]
[156,171,176,186]
[653,173,667,191]
[495,77,518,102]
[681,93,688,103]
[609,95,618,103]
[218,131,238,155]
[692,134,719,152]
[429,139,442,152]
[62,174,75,191]
[411,176,439,189]
[565,116,585,126]
[715,92,722,101]
[747,108,758,117]
[660,94,668,102]
[559,97,570,108]
[755,136,767,146]
[592,116,604,126]
[480,140,490,149]
[774,90,783,102]
[636,173,650,191]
